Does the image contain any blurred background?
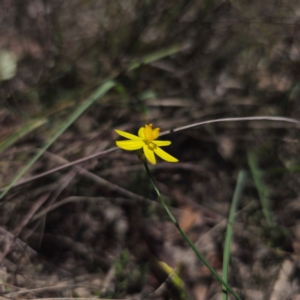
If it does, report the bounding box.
[1,0,300,299]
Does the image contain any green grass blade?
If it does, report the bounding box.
[0,80,116,200]
[247,152,273,227]
[128,44,183,71]
[0,118,48,153]
[222,170,247,300]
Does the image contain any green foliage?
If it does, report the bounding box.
[262,225,291,249]
[248,151,291,250]
[248,152,274,227]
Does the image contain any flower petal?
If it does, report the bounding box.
[138,127,145,139]
[143,145,156,165]
[116,140,144,150]
[154,146,178,162]
[115,129,141,141]
[153,140,171,147]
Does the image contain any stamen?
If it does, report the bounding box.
[144,124,160,144]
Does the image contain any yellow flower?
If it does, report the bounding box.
[115,124,178,165]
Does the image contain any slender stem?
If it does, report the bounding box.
[222,171,247,300]
[159,116,300,136]
[144,162,242,300]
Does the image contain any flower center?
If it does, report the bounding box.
[144,124,160,144]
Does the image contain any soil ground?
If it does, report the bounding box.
[1,1,300,299]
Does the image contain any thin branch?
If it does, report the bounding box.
[159,116,300,136]
[0,147,118,191]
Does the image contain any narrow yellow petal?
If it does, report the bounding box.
[116,140,143,150]
[115,129,141,141]
[138,127,145,139]
[154,146,178,162]
[143,145,156,165]
[153,140,171,147]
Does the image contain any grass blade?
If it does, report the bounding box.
[222,170,247,300]
[0,118,47,153]
[128,44,184,71]
[0,80,116,200]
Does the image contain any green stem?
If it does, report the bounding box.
[222,170,247,300]
[144,162,242,300]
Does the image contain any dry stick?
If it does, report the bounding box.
[0,171,78,264]
[0,147,118,191]
[44,150,155,203]
[4,272,125,299]
[29,154,220,223]
[101,162,210,176]
[23,170,78,247]
[4,282,77,298]
[160,116,300,135]
[25,297,122,300]
[31,196,130,221]
[1,116,300,192]
[65,164,151,203]
[0,227,37,256]
[0,192,50,264]
[2,149,152,204]
[0,226,38,274]
[29,298,122,300]
[13,171,76,236]
[0,164,146,266]
[13,193,51,237]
